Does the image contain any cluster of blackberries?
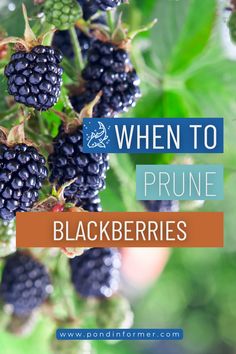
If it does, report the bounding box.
[4,45,63,111]
[70,39,141,117]
[0,143,48,221]
[70,248,121,297]
[48,125,109,202]
[0,251,51,317]
[143,200,179,212]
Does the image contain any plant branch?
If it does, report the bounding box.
[69,27,84,73]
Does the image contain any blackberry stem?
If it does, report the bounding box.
[36,111,47,135]
[69,27,84,73]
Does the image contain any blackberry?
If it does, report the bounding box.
[77,194,102,212]
[70,248,121,298]
[4,45,63,111]
[70,40,141,118]
[0,143,48,221]
[143,200,179,212]
[94,0,124,11]
[52,14,106,59]
[0,251,52,317]
[48,124,109,201]
[78,0,124,14]
[78,0,99,20]
[44,0,81,30]
[53,28,91,60]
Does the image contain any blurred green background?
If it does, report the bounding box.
[0,0,236,353]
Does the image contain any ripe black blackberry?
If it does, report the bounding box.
[70,248,121,298]
[48,124,109,201]
[53,28,91,60]
[78,0,124,14]
[95,0,124,11]
[77,194,102,212]
[53,14,106,60]
[0,251,52,317]
[143,200,179,212]
[70,39,141,118]
[77,0,99,20]
[4,45,63,111]
[0,142,48,221]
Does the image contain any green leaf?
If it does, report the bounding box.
[151,0,217,74]
[168,0,217,73]
[186,59,236,166]
[109,154,144,212]
[100,170,127,212]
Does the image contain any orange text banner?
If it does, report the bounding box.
[16,212,224,248]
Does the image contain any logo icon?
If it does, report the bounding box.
[87,121,109,148]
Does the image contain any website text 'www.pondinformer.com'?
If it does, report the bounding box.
[56,328,183,341]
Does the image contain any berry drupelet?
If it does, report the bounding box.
[0,143,48,221]
[70,39,141,118]
[48,124,109,202]
[143,200,179,212]
[70,248,121,298]
[0,251,52,317]
[4,45,63,111]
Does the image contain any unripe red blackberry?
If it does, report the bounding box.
[0,32,8,60]
[0,141,48,221]
[0,44,8,59]
[70,39,141,118]
[143,200,179,212]
[4,45,63,111]
[48,124,109,202]
[0,251,52,317]
[69,248,121,298]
